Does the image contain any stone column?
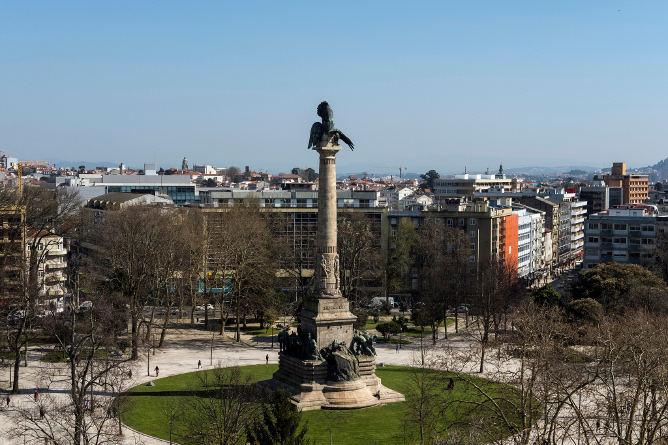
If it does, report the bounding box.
[298,135,356,349]
[314,141,342,298]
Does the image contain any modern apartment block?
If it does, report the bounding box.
[603,162,649,205]
[433,166,521,202]
[583,207,668,268]
[579,181,610,215]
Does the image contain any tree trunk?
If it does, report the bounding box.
[479,341,486,373]
[146,306,156,342]
[131,313,139,360]
[235,294,241,342]
[158,311,169,348]
[12,351,20,394]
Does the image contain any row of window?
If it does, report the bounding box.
[588,222,655,232]
[587,236,654,245]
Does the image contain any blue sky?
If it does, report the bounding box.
[1,1,666,174]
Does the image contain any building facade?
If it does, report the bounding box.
[583,207,667,268]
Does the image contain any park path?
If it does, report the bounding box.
[0,317,475,445]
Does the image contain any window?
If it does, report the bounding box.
[458,218,465,227]
[470,243,476,250]
[613,223,627,231]
[587,236,599,243]
[447,219,453,228]
[588,223,599,230]
[601,223,613,230]
[613,238,627,245]
[469,218,476,226]
[469,231,476,238]
[641,225,655,232]
[469,255,476,263]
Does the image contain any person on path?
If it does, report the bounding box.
[155,365,159,377]
[266,354,269,364]
[197,360,202,369]
[5,396,9,407]
[396,344,399,353]
[34,390,39,402]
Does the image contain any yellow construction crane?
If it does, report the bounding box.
[11,160,49,198]
[376,165,408,179]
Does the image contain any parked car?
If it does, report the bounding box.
[456,305,470,314]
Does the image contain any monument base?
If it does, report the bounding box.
[265,353,405,410]
[298,296,357,350]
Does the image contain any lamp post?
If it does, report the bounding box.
[271,326,274,349]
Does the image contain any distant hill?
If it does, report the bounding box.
[503,166,601,175]
[645,157,668,171]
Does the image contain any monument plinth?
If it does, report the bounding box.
[267,102,404,410]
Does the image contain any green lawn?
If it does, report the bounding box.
[122,364,529,444]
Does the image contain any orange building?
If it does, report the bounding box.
[498,213,518,274]
[603,162,648,205]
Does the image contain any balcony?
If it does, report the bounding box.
[571,233,584,242]
[600,254,613,262]
[600,242,613,249]
[601,229,613,236]
[572,217,585,224]
[628,244,641,251]
[629,230,641,237]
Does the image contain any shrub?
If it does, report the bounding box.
[376,321,401,339]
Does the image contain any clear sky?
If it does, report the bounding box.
[1,1,667,174]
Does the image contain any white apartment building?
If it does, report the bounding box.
[26,230,68,301]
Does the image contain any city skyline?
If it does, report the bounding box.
[2,2,667,173]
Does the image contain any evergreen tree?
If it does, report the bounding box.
[246,389,312,445]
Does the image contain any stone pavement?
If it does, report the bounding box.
[0,319,472,445]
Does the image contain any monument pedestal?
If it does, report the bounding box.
[269,353,405,410]
[298,296,356,350]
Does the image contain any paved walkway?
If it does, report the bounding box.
[0,319,475,445]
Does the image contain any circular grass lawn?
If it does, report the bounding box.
[122,364,527,444]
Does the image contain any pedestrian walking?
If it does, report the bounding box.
[34,390,39,402]
[128,369,132,379]
[197,360,202,369]
[396,344,399,354]
[6,396,9,407]
[155,365,159,377]
[596,419,600,432]
[266,354,269,364]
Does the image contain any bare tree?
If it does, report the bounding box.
[176,364,265,445]
[0,185,81,394]
[204,200,279,341]
[11,292,134,445]
[92,205,165,360]
[337,211,383,304]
